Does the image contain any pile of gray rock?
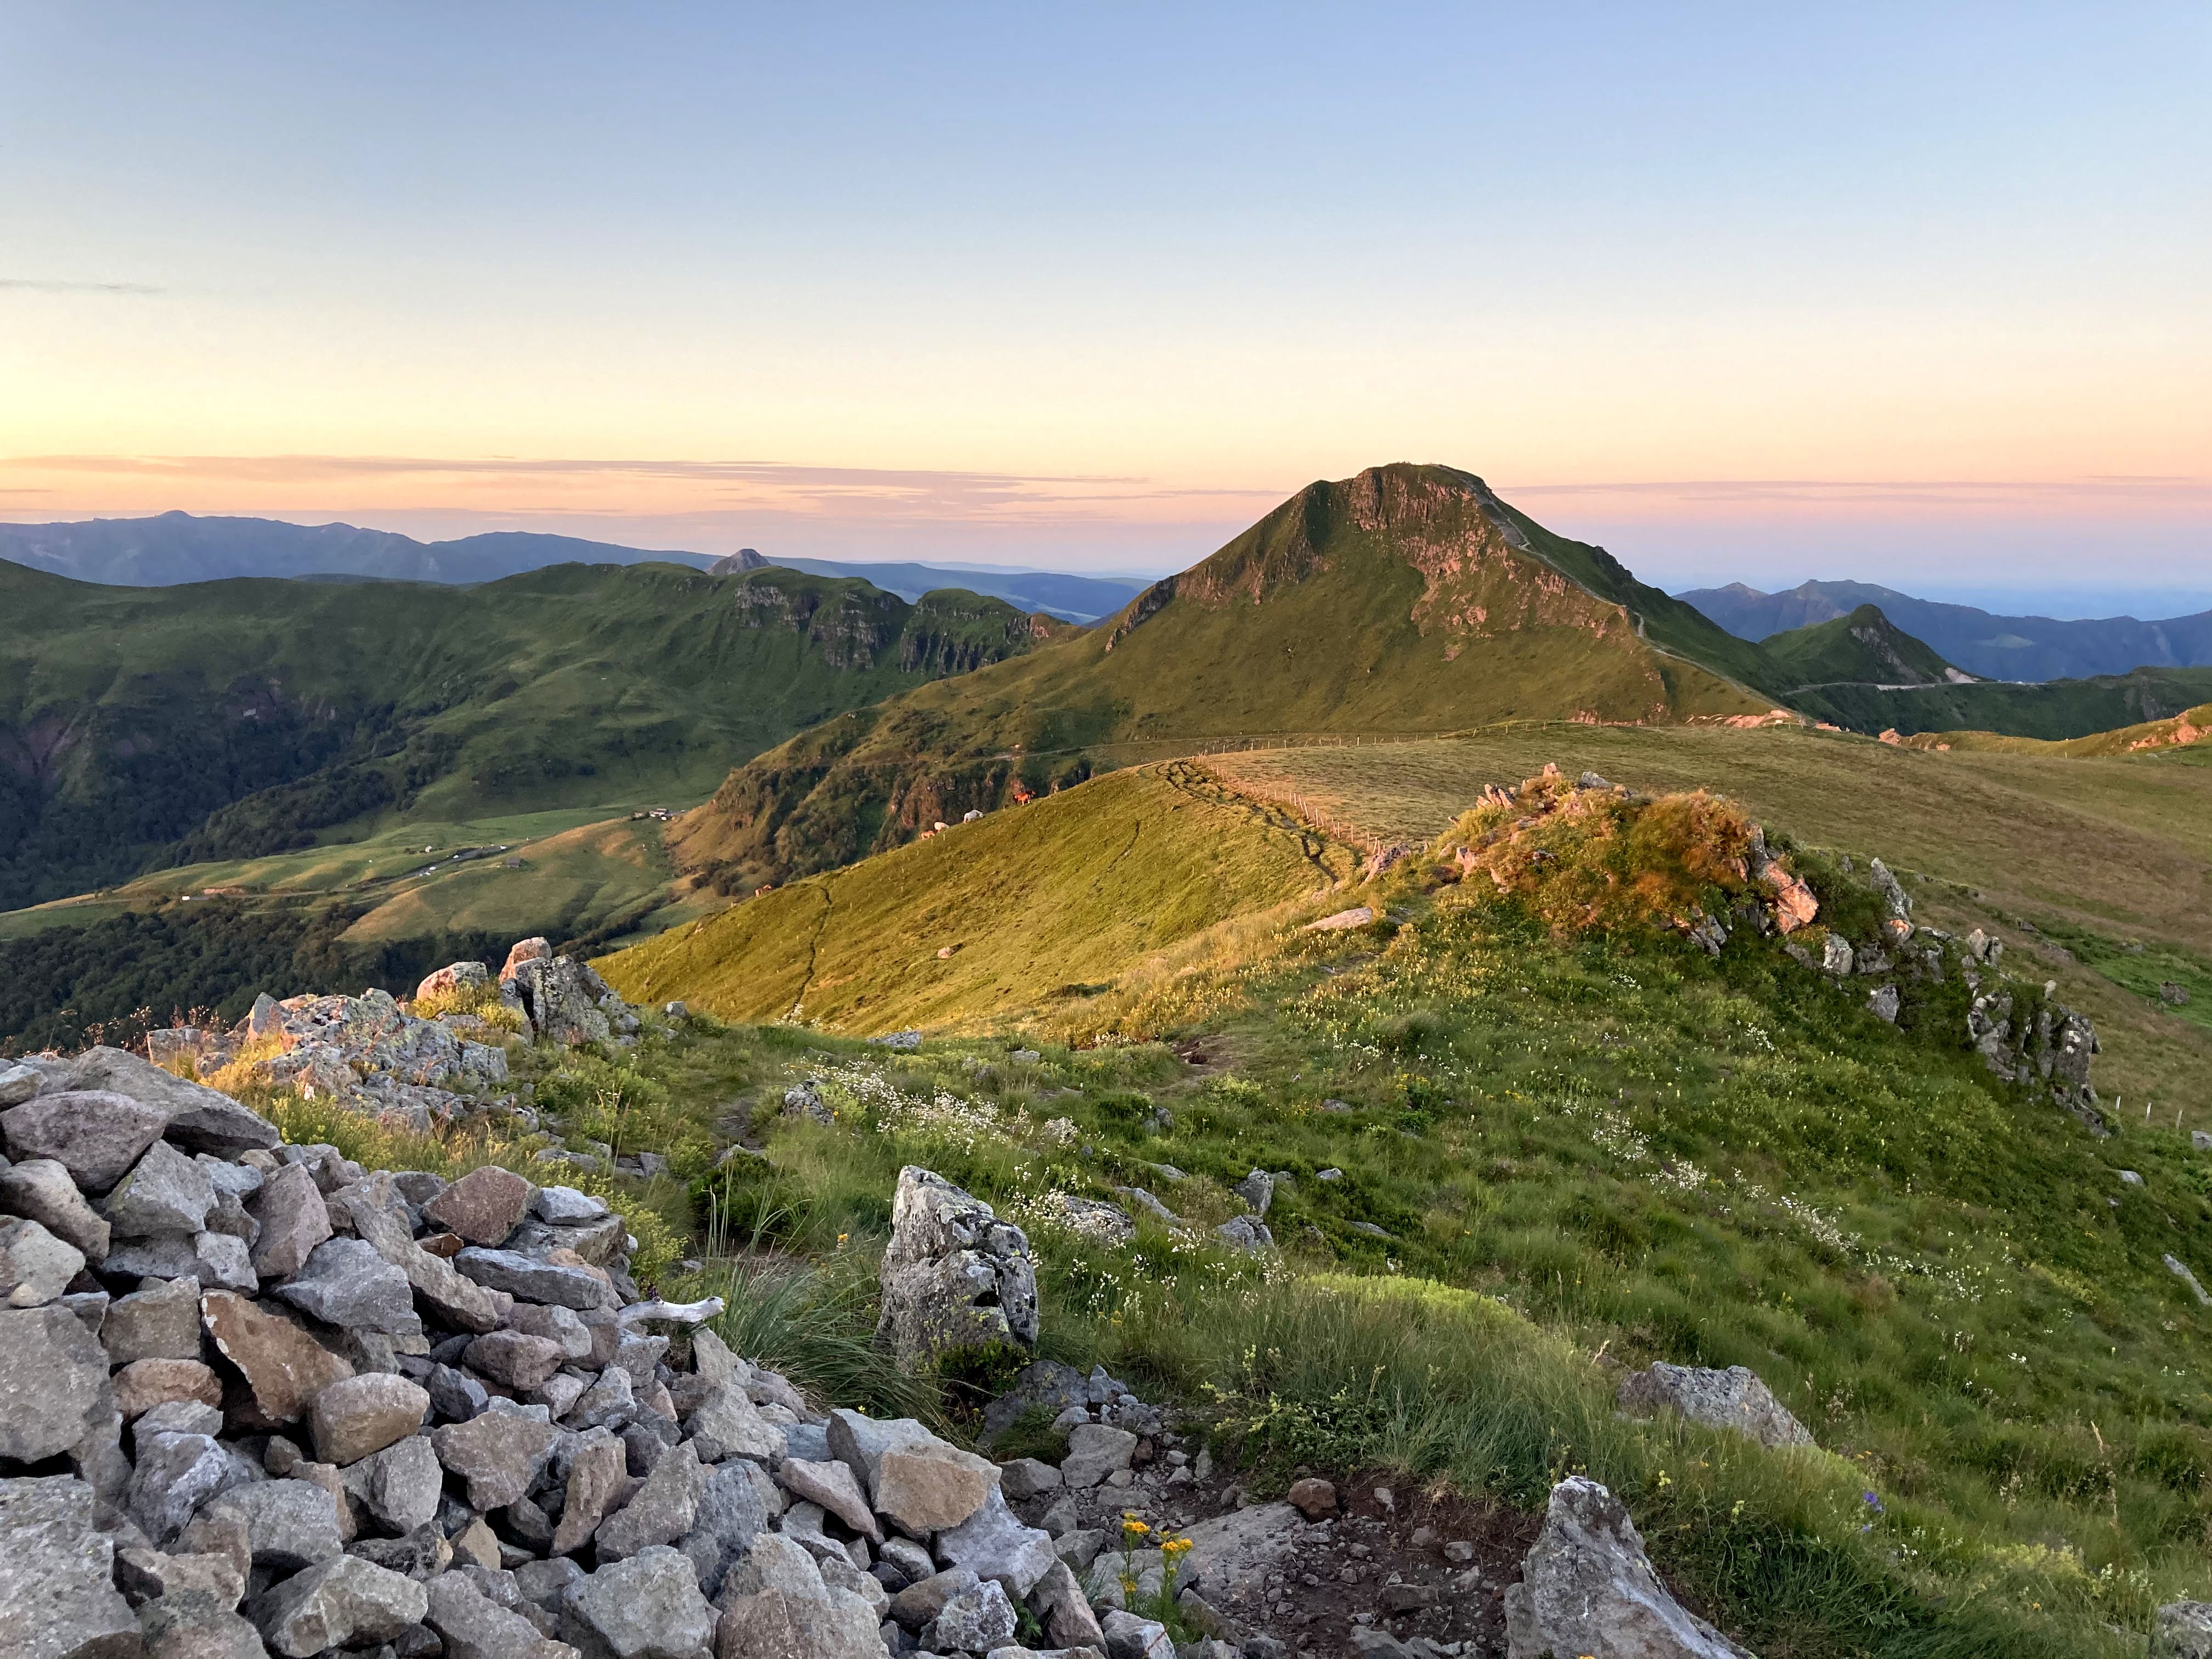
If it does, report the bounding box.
[137,940,646,1136]
[0,1064,1120,1659]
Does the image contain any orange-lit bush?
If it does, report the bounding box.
[1435,766,1780,938]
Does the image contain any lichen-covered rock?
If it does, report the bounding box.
[507,956,619,1049]
[876,1167,1038,1370]
[561,1546,716,1659]
[1616,1363,1815,1449]
[2,1089,168,1193]
[1504,1476,1748,1659]
[0,1475,140,1659]
[2154,1601,2212,1659]
[251,1554,430,1658]
[0,1303,118,1464]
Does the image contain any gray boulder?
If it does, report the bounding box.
[1,1216,84,1307]
[508,957,618,1049]
[927,1577,1017,1654]
[561,1547,716,1659]
[104,1139,218,1237]
[2154,1602,2212,1659]
[933,1487,1057,1599]
[271,1237,420,1334]
[1233,1170,1274,1216]
[1615,1363,1814,1449]
[714,1538,885,1659]
[1100,1609,1174,1659]
[0,1156,112,1258]
[684,1381,786,1465]
[1058,1423,1136,1489]
[1503,1476,1749,1659]
[199,1480,347,1572]
[596,1443,706,1562]
[106,1231,257,1292]
[875,1167,1038,1370]
[434,1407,561,1511]
[52,1047,279,1156]
[247,1165,332,1280]
[673,1459,769,1598]
[0,1303,117,1464]
[126,1431,258,1545]
[251,1554,430,1658]
[2,1089,168,1192]
[0,1475,139,1659]
[426,1570,580,1659]
[456,1247,610,1310]
[139,1596,273,1659]
[342,1435,445,1534]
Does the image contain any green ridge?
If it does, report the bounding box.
[0,557,1067,911]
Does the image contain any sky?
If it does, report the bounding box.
[3,4,2208,614]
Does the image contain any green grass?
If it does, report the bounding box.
[0,557,1063,911]
[599,762,1355,1032]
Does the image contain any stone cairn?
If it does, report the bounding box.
[0,1054,1125,1659]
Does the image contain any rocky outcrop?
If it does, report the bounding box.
[0,1107,1163,1659]
[1616,1363,1814,1449]
[135,937,645,1133]
[504,954,636,1049]
[1505,1477,1751,1658]
[876,1167,1039,1370]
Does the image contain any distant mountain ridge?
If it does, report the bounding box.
[0,511,719,586]
[2,511,1147,623]
[1678,579,2212,682]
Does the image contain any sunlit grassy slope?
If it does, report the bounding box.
[0,804,703,952]
[614,759,2212,1656]
[1207,724,2212,951]
[599,762,1355,1032]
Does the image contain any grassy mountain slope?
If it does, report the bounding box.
[1680,578,2212,682]
[673,464,1776,892]
[1206,723,2212,953]
[0,509,721,585]
[1895,702,2212,758]
[1803,665,2212,742]
[549,743,2212,1654]
[1760,602,1964,688]
[599,761,1354,1031]
[0,557,1066,910]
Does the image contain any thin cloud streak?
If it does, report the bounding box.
[0,278,165,294]
[0,453,1290,525]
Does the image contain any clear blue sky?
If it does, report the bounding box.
[3,4,2207,611]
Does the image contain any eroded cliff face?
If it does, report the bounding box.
[727,578,907,669]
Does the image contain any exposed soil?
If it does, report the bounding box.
[1030,1450,1543,1658]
